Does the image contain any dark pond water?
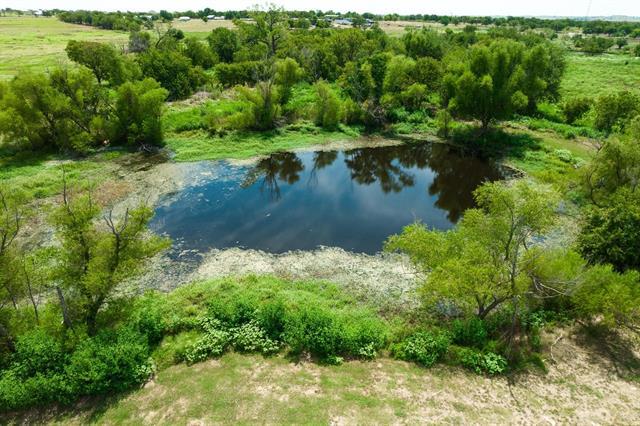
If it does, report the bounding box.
[150,143,503,254]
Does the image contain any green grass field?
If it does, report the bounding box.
[0,16,129,79]
[560,52,640,99]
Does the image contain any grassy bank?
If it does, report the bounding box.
[165,127,361,161]
[0,149,124,202]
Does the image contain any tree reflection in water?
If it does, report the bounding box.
[242,152,304,200]
[240,143,501,222]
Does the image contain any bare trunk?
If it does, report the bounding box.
[23,263,39,324]
[0,322,15,352]
[56,286,73,329]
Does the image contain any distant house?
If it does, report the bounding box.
[214,16,225,20]
[334,18,353,25]
[178,16,191,22]
[34,10,43,17]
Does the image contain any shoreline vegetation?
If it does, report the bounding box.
[1,8,639,423]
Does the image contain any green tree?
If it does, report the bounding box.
[402,28,444,59]
[520,43,566,112]
[128,31,151,53]
[413,57,443,91]
[386,180,559,319]
[339,61,375,103]
[583,121,640,204]
[593,91,640,132]
[137,48,206,100]
[246,4,289,57]
[51,184,168,335]
[183,37,217,69]
[382,55,416,95]
[275,57,303,105]
[314,80,342,129]
[615,37,628,49]
[572,265,640,330]
[207,27,239,63]
[0,69,109,152]
[236,80,281,130]
[577,36,614,55]
[578,189,640,272]
[444,40,529,130]
[112,78,168,149]
[65,40,129,85]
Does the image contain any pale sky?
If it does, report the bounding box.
[3,0,640,17]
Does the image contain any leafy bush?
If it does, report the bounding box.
[214,61,261,87]
[342,98,364,125]
[112,78,168,149]
[0,328,153,411]
[137,48,206,100]
[536,102,565,123]
[594,91,640,132]
[391,330,451,367]
[65,329,153,395]
[314,81,342,130]
[182,318,230,364]
[10,329,66,378]
[283,303,342,358]
[562,97,592,124]
[235,82,281,131]
[231,321,280,355]
[183,330,230,364]
[456,348,507,375]
[451,318,488,348]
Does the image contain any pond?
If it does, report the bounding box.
[150,143,503,255]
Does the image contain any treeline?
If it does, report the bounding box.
[57,10,146,31]
[49,8,640,36]
[2,7,568,155]
[385,14,640,36]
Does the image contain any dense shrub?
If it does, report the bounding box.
[65,329,153,395]
[112,78,168,149]
[10,329,66,379]
[236,82,281,131]
[183,37,217,69]
[183,318,231,364]
[183,278,388,362]
[0,328,152,411]
[391,330,451,367]
[578,189,640,272]
[314,81,342,129]
[593,91,640,132]
[451,317,488,348]
[456,348,508,375]
[282,303,342,358]
[214,61,261,87]
[207,27,239,63]
[137,48,207,100]
[562,97,592,124]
